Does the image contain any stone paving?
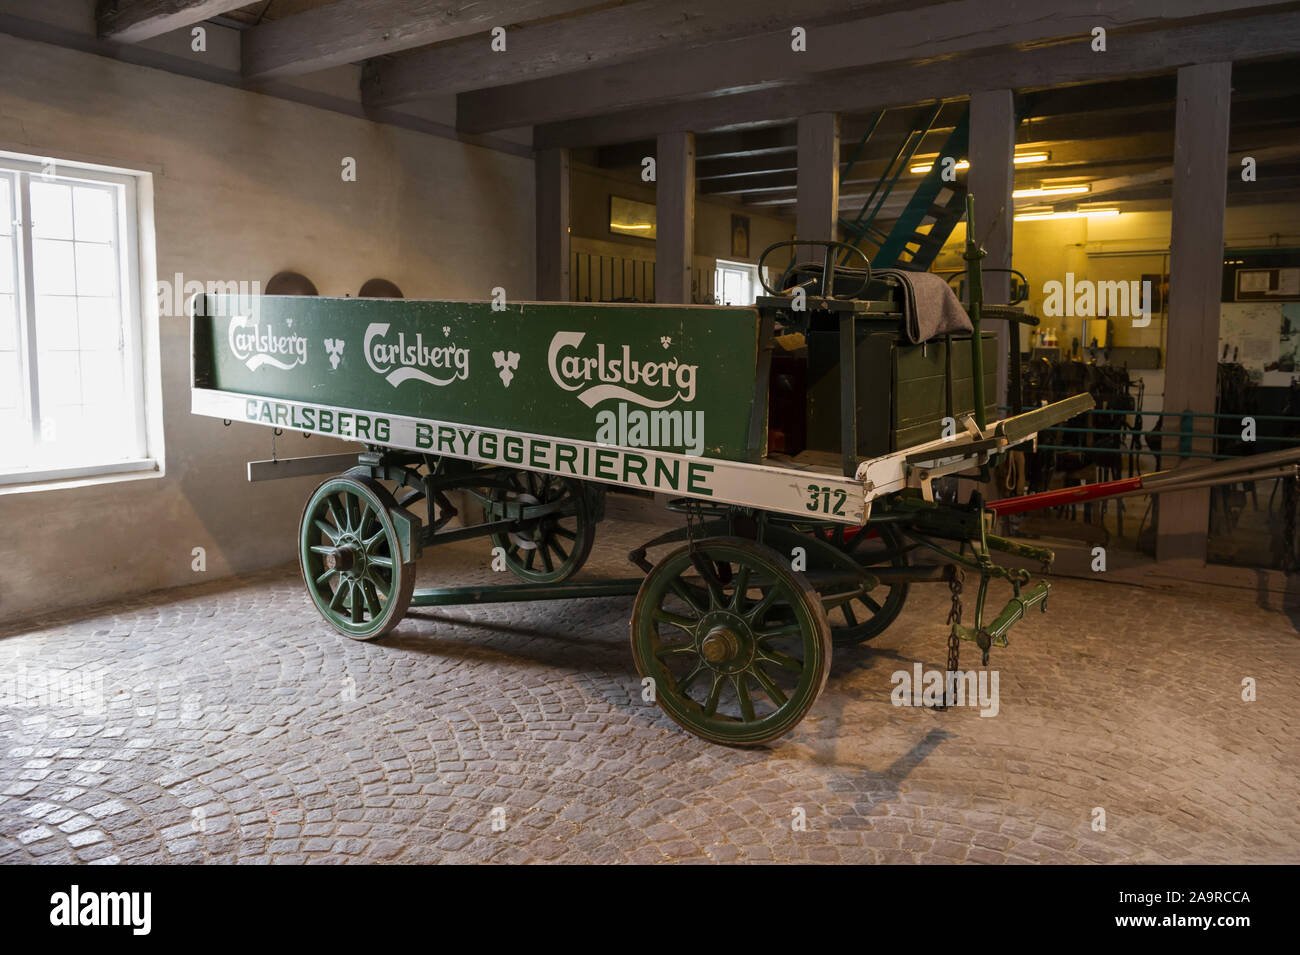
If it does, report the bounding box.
[0,516,1297,864]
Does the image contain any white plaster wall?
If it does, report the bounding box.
[0,32,535,622]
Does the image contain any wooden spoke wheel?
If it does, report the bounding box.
[630,538,831,746]
[488,471,595,583]
[299,476,416,640]
[821,522,910,646]
[765,521,911,648]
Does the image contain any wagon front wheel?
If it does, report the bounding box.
[299,476,417,640]
[630,538,832,746]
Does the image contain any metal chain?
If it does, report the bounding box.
[931,568,964,710]
[685,501,700,552]
[946,568,964,675]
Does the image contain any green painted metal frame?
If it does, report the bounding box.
[410,579,644,606]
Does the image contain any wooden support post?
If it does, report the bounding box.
[535,147,570,301]
[655,131,695,304]
[1157,62,1232,564]
[968,90,1016,412]
[796,112,840,262]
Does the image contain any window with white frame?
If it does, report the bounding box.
[0,154,150,485]
[714,259,764,306]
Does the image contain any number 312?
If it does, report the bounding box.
[805,484,846,515]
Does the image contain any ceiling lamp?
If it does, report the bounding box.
[1014,207,1120,221]
[909,151,1051,174]
[909,158,970,174]
[1013,184,1091,199]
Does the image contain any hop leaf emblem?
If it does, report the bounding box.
[660,336,672,349]
[323,338,345,370]
[493,350,520,387]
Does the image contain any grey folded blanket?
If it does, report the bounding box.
[877,268,973,344]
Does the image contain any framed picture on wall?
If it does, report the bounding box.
[731,214,750,258]
[1141,273,1168,313]
[609,195,656,239]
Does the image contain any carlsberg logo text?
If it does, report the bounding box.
[228,315,308,371]
[50,885,151,935]
[365,323,470,388]
[548,331,698,408]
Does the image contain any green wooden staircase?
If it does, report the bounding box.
[838,106,971,272]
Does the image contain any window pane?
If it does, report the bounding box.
[2,160,145,474]
[38,349,82,408]
[75,242,117,297]
[77,297,120,352]
[80,350,124,404]
[0,409,26,467]
[0,238,14,294]
[44,406,84,446]
[36,295,79,350]
[73,187,116,244]
[33,238,77,295]
[0,293,14,350]
[0,351,20,408]
[30,180,74,240]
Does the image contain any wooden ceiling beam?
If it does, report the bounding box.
[362,0,915,107]
[96,0,248,43]
[467,0,1288,133]
[534,8,1300,149]
[242,0,604,81]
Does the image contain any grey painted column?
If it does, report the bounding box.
[655,131,695,304]
[1157,62,1232,564]
[534,147,570,301]
[968,90,1016,411]
[796,112,840,260]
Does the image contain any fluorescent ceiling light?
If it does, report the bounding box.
[1013,184,1091,198]
[909,159,970,174]
[909,152,1051,174]
[1014,207,1120,221]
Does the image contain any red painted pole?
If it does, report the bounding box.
[985,475,1145,516]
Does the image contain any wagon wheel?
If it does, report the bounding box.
[630,538,831,746]
[350,461,458,534]
[823,522,911,646]
[770,521,910,647]
[299,476,416,640]
[488,472,595,583]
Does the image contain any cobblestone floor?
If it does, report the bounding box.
[1,517,1297,864]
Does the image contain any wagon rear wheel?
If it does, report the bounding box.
[488,472,595,583]
[818,523,911,646]
[299,476,416,640]
[630,538,831,746]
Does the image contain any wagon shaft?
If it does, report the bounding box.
[987,445,1300,516]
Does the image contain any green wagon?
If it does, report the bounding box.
[191,202,1090,746]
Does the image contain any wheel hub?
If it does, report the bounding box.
[700,626,740,663]
[695,612,754,673]
[326,539,365,577]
